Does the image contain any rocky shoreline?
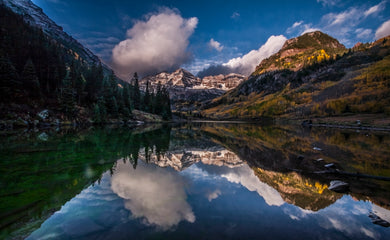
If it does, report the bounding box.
[0,108,164,131]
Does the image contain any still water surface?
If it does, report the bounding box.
[1,123,390,239]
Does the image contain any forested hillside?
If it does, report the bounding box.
[0,4,171,127]
[202,32,390,120]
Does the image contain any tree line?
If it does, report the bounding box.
[0,4,171,122]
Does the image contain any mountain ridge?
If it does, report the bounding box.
[253,31,346,75]
[140,68,246,113]
[202,32,390,120]
[1,0,100,66]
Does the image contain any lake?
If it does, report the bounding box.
[1,122,390,239]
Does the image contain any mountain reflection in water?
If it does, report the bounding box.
[1,123,389,239]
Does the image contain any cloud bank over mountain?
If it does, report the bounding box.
[197,35,286,77]
[376,19,390,39]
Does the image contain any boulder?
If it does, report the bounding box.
[37,109,49,120]
[37,132,49,141]
[328,180,349,193]
[324,163,335,168]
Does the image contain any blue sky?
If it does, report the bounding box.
[31,0,390,78]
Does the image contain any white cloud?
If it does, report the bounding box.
[286,21,304,33]
[323,8,360,27]
[286,21,321,36]
[112,8,198,78]
[355,28,373,39]
[372,204,390,223]
[375,19,390,39]
[111,161,195,230]
[364,1,386,17]
[317,0,340,7]
[207,189,221,202]
[292,21,304,28]
[301,25,321,34]
[231,12,240,19]
[222,35,287,75]
[289,2,387,47]
[221,164,285,206]
[209,38,224,52]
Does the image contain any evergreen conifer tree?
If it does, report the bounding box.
[21,58,41,99]
[143,80,151,112]
[60,71,76,118]
[0,54,20,101]
[92,104,101,124]
[122,84,132,114]
[132,72,141,110]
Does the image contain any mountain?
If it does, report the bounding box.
[202,32,390,120]
[140,68,245,91]
[141,68,202,88]
[2,0,99,65]
[140,68,245,113]
[253,31,346,75]
[200,123,390,210]
[197,73,247,90]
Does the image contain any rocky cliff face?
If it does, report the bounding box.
[141,68,202,89]
[141,68,245,91]
[2,0,99,65]
[196,73,246,90]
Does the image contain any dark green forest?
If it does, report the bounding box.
[0,125,171,237]
[0,4,171,123]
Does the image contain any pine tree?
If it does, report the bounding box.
[132,72,141,110]
[0,53,20,102]
[143,80,151,112]
[116,87,127,117]
[161,86,172,120]
[85,63,104,103]
[60,72,76,118]
[154,81,163,115]
[97,96,107,121]
[75,73,86,104]
[21,58,41,99]
[111,96,119,118]
[122,84,132,114]
[92,104,101,124]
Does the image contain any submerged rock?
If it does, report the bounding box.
[328,180,349,193]
[369,212,390,227]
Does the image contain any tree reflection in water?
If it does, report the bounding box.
[1,122,390,239]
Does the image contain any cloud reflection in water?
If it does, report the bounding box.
[111,161,195,230]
